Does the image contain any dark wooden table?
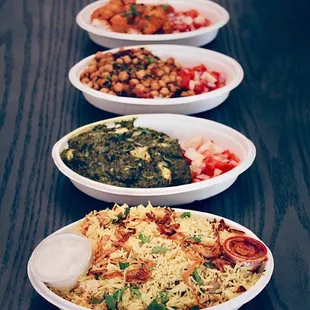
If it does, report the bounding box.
[0,0,309,309]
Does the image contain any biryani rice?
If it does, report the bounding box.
[52,204,265,309]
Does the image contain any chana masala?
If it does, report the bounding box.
[91,0,212,35]
[52,204,268,310]
[79,48,226,99]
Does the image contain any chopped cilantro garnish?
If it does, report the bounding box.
[119,262,129,270]
[139,233,150,243]
[151,246,169,254]
[192,268,204,285]
[147,298,167,310]
[161,4,168,10]
[181,212,191,218]
[104,292,116,310]
[91,296,103,304]
[190,306,200,310]
[130,285,142,298]
[147,56,155,63]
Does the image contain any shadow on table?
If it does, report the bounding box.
[29,294,57,309]
[241,289,274,310]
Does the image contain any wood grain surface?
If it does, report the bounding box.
[0,0,309,309]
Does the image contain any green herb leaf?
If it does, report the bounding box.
[130,286,142,298]
[112,287,127,302]
[190,236,202,242]
[104,292,116,310]
[147,56,155,64]
[147,298,167,310]
[151,246,169,254]
[192,268,204,285]
[159,290,169,305]
[190,306,200,310]
[119,262,130,270]
[204,260,215,269]
[124,207,130,216]
[161,4,168,10]
[139,234,150,244]
[91,296,104,304]
[181,212,191,218]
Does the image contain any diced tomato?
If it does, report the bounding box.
[193,64,207,72]
[193,22,202,29]
[193,178,201,183]
[191,171,197,179]
[184,9,199,18]
[194,84,204,94]
[178,70,192,88]
[151,67,157,75]
[222,150,240,163]
[203,158,218,176]
[211,71,220,79]
[214,161,236,173]
[215,82,225,89]
[173,24,188,32]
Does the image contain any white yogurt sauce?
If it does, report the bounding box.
[31,233,92,285]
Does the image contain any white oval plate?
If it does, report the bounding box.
[76,0,230,48]
[28,208,274,310]
[69,45,244,115]
[52,114,255,206]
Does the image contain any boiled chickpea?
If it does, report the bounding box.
[160,87,170,96]
[111,74,118,82]
[165,57,175,65]
[87,65,97,73]
[123,55,131,64]
[142,79,150,88]
[136,70,146,80]
[81,77,90,84]
[115,58,124,65]
[129,79,139,86]
[151,81,160,90]
[150,90,159,97]
[95,52,104,59]
[100,88,109,93]
[169,74,176,82]
[159,80,166,87]
[113,83,123,93]
[93,83,99,90]
[161,75,170,83]
[163,66,171,74]
[156,69,165,77]
[135,84,145,91]
[132,58,139,65]
[102,64,113,73]
[119,71,129,81]
[168,84,177,93]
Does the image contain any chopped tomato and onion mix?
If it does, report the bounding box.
[181,135,240,182]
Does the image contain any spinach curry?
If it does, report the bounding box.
[61,120,192,188]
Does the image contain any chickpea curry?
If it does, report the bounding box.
[79,48,226,99]
[91,0,211,35]
[60,120,192,188]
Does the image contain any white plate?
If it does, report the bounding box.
[69,45,244,115]
[76,0,230,48]
[52,114,255,206]
[28,208,274,310]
